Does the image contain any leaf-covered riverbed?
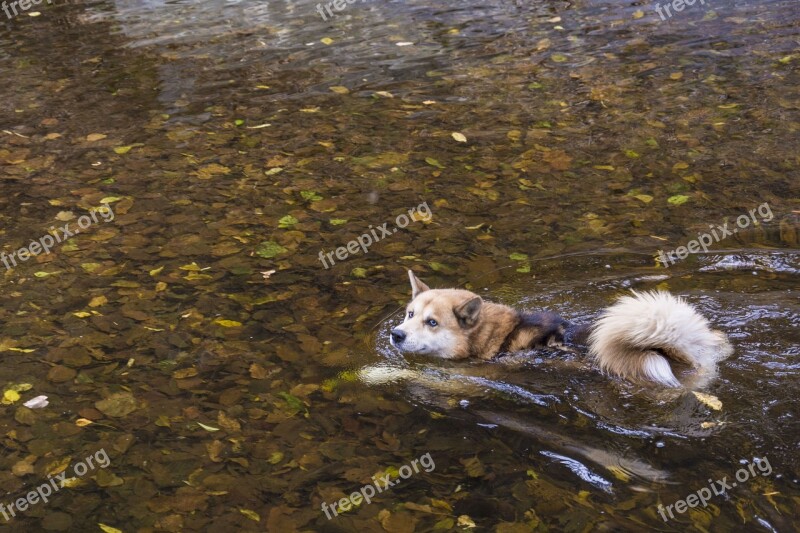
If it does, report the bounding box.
[0,0,798,531]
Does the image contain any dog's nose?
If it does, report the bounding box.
[390,329,406,344]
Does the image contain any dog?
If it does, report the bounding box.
[389,270,733,388]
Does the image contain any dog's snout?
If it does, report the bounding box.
[390,328,406,344]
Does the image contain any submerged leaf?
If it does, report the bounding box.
[255,241,288,259]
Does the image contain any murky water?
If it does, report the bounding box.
[0,0,798,531]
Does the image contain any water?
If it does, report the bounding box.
[0,0,798,531]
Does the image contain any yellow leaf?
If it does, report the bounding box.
[149,266,164,276]
[451,132,468,143]
[45,456,72,477]
[634,194,654,204]
[632,9,644,19]
[75,418,94,427]
[86,133,107,142]
[73,312,92,318]
[239,509,261,522]
[100,196,124,203]
[214,319,242,328]
[693,391,722,410]
[98,524,123,533]
[2,390,20,404]
[457,515,477,528]
[669,72,683,80]
[113,144,142,154]
[173,368,198,379]
[329,86,350,94]
[88,295,108,307]
[197,422,220,432]
[179,262,203,271]
[320,37,333,45]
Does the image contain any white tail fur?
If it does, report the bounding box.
[588,291,733,388]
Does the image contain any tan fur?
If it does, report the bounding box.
[391,271,566,360]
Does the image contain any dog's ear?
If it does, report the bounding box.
[408,270,430,299]
[454,296,482,328]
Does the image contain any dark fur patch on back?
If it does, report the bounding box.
[498,311,588,355]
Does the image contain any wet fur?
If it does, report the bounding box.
[390,270,733,388]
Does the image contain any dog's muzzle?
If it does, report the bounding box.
[390,328,406,346]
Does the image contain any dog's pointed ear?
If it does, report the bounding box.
[408,270,430,299]
[454,296,482,328]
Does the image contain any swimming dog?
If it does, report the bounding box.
[389,270,733,388]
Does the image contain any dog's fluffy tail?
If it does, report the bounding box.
[588,291,733,388]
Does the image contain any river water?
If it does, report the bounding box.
[0,0,798,531]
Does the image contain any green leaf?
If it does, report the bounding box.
[255,241,288,258]
[278,215,298,228]
[300,190,323,201]
[350,267,367,278]
[667,194,690,206]
[329,218,348,226]
[425,157,445,169]
[509,252,528,261]
[277,392,304,411]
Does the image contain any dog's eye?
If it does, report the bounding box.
[426,319,438,327]
[407,311,414,318]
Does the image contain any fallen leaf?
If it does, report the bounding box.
[451,132,468,143]
[88,295,108,307]
[214,319,242,328]
[86,133,107,142]
[2,390,20,404]
[240,509,260,522]
[667,194,690,206]
[693,391,722,410]
[425,157,445,169]
[95,392,138,418]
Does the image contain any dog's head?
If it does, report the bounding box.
[389,270,482,359]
